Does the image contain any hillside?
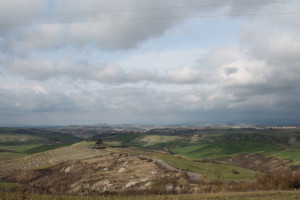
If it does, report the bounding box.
[106,130,300,174]
[107,130,300,163]
[5,150,187,194]
[1,143,299,197]
[0,128,299,197]
[0,127,82,171]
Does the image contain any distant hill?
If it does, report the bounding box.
[0,127,80,146]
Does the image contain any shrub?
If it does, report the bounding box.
[230,170,300,192]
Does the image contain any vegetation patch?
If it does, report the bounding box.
[107,134,191,150]
[0,180,19,192]
[23,143,73,154]
[172,141,300,163]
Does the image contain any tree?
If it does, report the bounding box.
[95,138,102,146]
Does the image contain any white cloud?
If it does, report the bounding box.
[165,66,201,84]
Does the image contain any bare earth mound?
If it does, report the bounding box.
[5,150,192,194]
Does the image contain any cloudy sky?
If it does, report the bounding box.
[1,0,300,126]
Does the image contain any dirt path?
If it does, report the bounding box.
[155,159,202,181]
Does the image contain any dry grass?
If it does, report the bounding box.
[229,170,300,192]
[1,167,300,199]
[1,190,300,200]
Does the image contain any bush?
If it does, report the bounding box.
[230,170,300,192]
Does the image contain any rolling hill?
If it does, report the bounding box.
[0,127,299,198]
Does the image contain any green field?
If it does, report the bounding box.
[0,144,41,152]
[0,127,82,165]
[0,143,73,154]
[108,134,191,149]
[172,141,278,158]
[22,143,74,154]
[0,133,48,145]
[108,132,300,165]
[172,141,300,164]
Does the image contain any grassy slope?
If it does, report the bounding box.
[0,141,100,177]
[0,144,41,152]
[172,141,300,164]
[155,154,260,181]
[0,152,26,164]
[23,143,73,154]
[172,141,277,158]
[108,134,191,149]
[0,143,73,154]
[0,140,123,172]
[0,143,78,166]
[0,133,48,145]
[0,127,82,163]
[108,134,144,144]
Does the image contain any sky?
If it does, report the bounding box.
[1,0,300,126]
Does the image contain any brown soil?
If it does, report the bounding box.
[4,150,191,194]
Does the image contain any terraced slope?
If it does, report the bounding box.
[0,142,99,176]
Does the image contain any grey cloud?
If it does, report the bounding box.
[224,67,238,75]
[0,0,48,54]
[0,0,283,51]
[126,68,158,82]
[226,0,279,14]
[0,0,47,25]
[0,81,229,125]
[0,86,76,114]
[3,58,202,84]
[241,27,300,69]
[1,63,299,126]
[197,26,300,115]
